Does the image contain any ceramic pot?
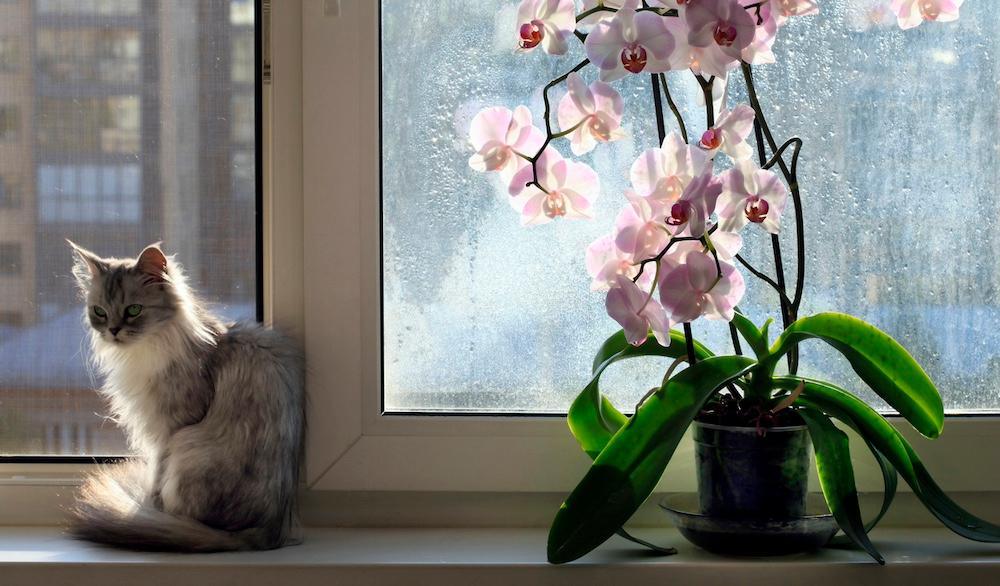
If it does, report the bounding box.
[693,421,810,520]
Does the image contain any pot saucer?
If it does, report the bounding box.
[659,493,839,556]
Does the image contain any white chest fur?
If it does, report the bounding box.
[95,327,186,458]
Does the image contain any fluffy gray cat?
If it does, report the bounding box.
[67,241,304,551]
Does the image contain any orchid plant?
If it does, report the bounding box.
[468,0,994,565]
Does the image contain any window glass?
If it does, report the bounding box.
[381,1,999,413]
[0,1,256,455]
[0,36,21,72]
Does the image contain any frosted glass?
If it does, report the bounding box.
[382,1,999,414]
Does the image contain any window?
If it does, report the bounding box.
[0,0,257,456]
[37,97,140,154]
[232,31,254,84]
[0,310,22,327]
[380,0,1000,415]
[36,0,140,16]
[0,36,21,72]
[38,164,141,223]
[0,243,22,275]
[36,29,141,84]
[0,105,19,140]
[0,176,21,208]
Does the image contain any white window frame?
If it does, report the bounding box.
[1,1,999,527]
[291,0,1000,496]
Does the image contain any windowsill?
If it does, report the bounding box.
[2,526,999,585]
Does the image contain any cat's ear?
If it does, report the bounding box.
[136,243,168,284]
[67,239,108,288]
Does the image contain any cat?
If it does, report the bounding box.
[67,241,305,552]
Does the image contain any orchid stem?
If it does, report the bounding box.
[525,59,590,193]
[658,73,688,144]
[743,62,806,375]
[651,72,697,367]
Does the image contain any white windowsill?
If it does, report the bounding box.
[2,526,999,586]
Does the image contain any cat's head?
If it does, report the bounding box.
[68,241,182,347]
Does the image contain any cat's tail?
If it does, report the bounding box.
[67,461,279,552]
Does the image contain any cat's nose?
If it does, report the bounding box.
[109,326,122,337]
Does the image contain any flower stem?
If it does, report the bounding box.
[658,73,688,144]
[697,74,743,357]
[525,59,591,193]
[651,72,697,366]
[742,63,807,374]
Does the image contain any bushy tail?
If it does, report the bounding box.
[68,462,277,552]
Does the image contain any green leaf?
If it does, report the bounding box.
[730,311,770,359]
[569,329,713,458]
[798,407,884,564]
[779,376,1000,542]
[548,356,756,564]
[769,313,944,438]
[775,381,898,540]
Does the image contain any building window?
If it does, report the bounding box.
[0,105,19,141]
[36,29,141,84]
[37,0,140,16]
[231,94,254,144]
[231,31,253,84]
[0,177,21,209]
[0,243,22,275]
[37,96,140,154]
[0,36,21,73]
[0,311,22,328]
[38,164,140,223]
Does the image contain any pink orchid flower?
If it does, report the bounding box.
[614,191,670,261]
[468,106,545,179]
[557,73,626,156]
[630,132,710,204]
[658,251,746,323]
[606,275,674,347]
[740,1,778,65]
[508,148,599,226]
[768,0,819,26]
[578,0,672,26]
[699,104,756,161]
[664,171,723,238]
[890,0,962,30]
[717,160,788,234]
[685,0,757,78]
[707,230,744,261]
[584,0,675,82]
[516,0,576,55]
[586,234,652,291]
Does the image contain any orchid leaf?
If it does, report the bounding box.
[799,406,884,564]
[549,356,756,564]
[781,376,1000,542]
[731,310,770,359]
[770,313,944,438]
[776,380,898,540]
[569,329,713,459]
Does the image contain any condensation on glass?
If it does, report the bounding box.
[0,0,257,455]
[380,1,1000,415]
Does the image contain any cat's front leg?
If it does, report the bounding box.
[144,452,168,511]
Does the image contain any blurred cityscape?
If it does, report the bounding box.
[0,0,256,455]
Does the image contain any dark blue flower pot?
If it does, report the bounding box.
[694,421,810,520]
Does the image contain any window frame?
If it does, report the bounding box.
[296,0,1000,495]
[2,1,1000,526]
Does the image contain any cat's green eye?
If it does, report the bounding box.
[93,306,107,319]
[126,304,143,318]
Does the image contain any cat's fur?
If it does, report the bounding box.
[67,241,304,552]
